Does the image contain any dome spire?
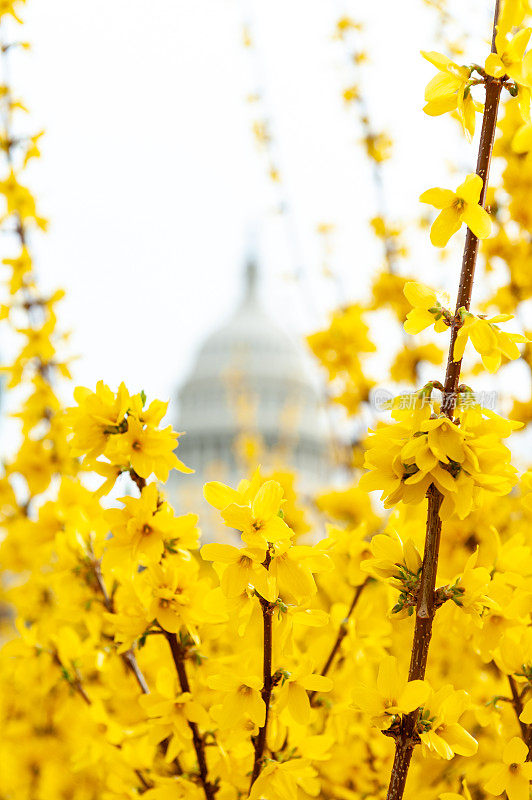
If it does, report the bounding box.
[244,256,259,301]
[242,222,260,303]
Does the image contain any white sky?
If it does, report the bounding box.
[3,0,505,424]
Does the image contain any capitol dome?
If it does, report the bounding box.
[171,255,334,499]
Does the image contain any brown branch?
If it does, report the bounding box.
[309,578,368,706]
[129,468,147,493]
[93,558,150,695]
[442,83,502,415]
[249,593,274,788]
[53,652,91,705]
[93,564,186,778]
[508,675,532,759]
[385,4,502,799]
[165,632,217,800]
[52,652,152,791]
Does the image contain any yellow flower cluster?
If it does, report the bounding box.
[360,395,520,519]
[403,281,528,372]
[66,381,192,491]
[307,303,376,414]
[3,4,532,800]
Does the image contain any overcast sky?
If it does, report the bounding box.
[3,0,499,425]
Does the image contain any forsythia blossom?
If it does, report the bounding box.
[360,395,520,519]
[421,51,478,139]
[420,174,491,247]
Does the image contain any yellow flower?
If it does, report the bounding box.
[0,0,25,23]
[276,661,333,724]
[369,272,411,319]
[343,84,359,103]
[493,627,532,676]
[207,671,265,728]
[452,549,492,619]
[200,542,276,602]
[249,759,319,800]
[403,281,451,335]
[218,480,293,547]
[203,470,261,511]
[3,245,32,294]
[335,16,360,38]
[420,174,491,247]
[105,581,151,651]
[419,685,478,760]
[145,559,207,641]
[352,655,430,730]
[66,380,131,458]
[440,780,472,800]
[360,398,519,519]
[269,542,330,604]
[139,667,209,761]
[307,304,375,388]
[439,788,471,800]
[421,51,478,139]
[485,28,531,84]
[0,169,43,222]
[104,482,199,569]
[484,737,532,800]
[364,131,393,163]
[362,530,421,583]
[519,699,532,723]
[107,415,191,482]
[521,470,532,511]
[498,0,528,38]
[512,120,532,152]
[390,343,443,384]
[453,310,528,372]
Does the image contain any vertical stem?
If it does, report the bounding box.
[442,75,502,415]
[508,675,532,759]
[508,676,530,741]
[385,4,502,799]
[249,596,274,788]
[165,632,216,800]
[309,578,368,706]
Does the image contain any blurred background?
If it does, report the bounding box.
[2,0,515,516]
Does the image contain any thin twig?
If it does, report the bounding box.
[310,578,368,706]
[165,632,217,800]
[52,652,152,791]
[385,4,502,798]
[508,675,532,758]
[93,558,150,695]
[249,591,274,788]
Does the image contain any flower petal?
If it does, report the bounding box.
[462,203,491,240]
[503,736,528,765]
[430,207,462,247]
[419,187,456,209]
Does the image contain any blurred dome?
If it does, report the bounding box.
[173,253,333,493]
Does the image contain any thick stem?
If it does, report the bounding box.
[309,578,368,706]
[384,487,443,800]
[249,597,274,788]
[408,486,443,674]
[165,632,216,800]
[385,6,502,800]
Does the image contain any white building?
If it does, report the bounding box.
[169,254,336,532]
